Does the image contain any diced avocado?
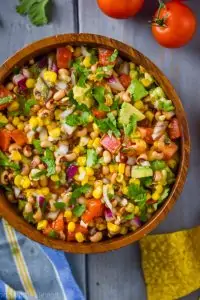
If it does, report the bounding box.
[131,166,153,178]
[18,200,26,212]
[73,85,94,108]
[119,102,145,126]
[150,87,165,100]
[128,79,148,101]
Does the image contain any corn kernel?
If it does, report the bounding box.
[36,117,44,127]
[134,206,140,215]
[75,232,85,243]
[21,176,31,189]
[94,180,103,188]
[26,78,36,89]
[37,220,48,230]
[40,187,50,196]
[77,156,86,167]
[125,203,135,213]
[109,164,117,173]
[14,175,23,187]
[122,186,128,195]
[0,114,8,124]
[68,222,76,233]
[167,159,177,169]
[141,78,151,88]
[134,100,144,110]
[73,146,81,155]
[43,117,51,126]
[116,174,124,183]
[87,140,93,149]
[107,222,120,233]
[51,174,59,182]
[43,71,57,83]
[147,207,154,214]
[120,226,128,235]
[7,101,19,112]
[96,223,107,231]
[11,150,22,161]
[145,111,154,122]
[49,128,61,139]
[81,176,89,185]
[17,122,24,130]
[118,163,125,174]
[93,123,100,133]
[92,137,101,149]
[24,189,35,198]
[85,167,94,177]
[129,178,140,185]
[156,185,163,194]
[147,193,151,200]
[82,56,91,68]
[64,210,72,220]
[93,187,103,199]
[54,109,62,120]
[29,116,38,128]
[88,115,93,122]
[152,192,160,201]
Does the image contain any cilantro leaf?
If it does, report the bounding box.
[95,113,120,138]
[24,99,37,116]
[42,149,56,176]
[109,49,118,62]
[65,112,91,126]
[110,97,119,110]
[157,99,175,112]
[89,49,98,65]
[151,160,166,171]
[70,184,91,205]
[48,230,58,239]
[128,184,147,207]
[128,79,148,101]
[141,177,153,188]
[0,151,20,171]
[16,0,51,27]
[124,213,134,220]
[93,86,110,112]
[96,65,113,80]
[0,96,13,106]
[31,169,47,179]
[54,202,66,210]
[32,139,43,154]
[123,114,137,136]
[72,204,86,217]
[87,149,98,167]
[73,59,90,87]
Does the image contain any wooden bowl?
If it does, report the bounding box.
[0,34,190,253]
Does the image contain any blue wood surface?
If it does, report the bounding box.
[0,1,200,299]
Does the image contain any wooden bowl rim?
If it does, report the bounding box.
[0,33,190,254]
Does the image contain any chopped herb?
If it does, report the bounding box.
[13,66,20,75]
[42,149,56,177]
[73,59,90,87]
[70,184,91,205]
[109,49,118,62]
[23,212,35,224]
[128,79,148,101]
[151,160,167,171]
[72,204,86,217]
[123,114,138,136]
[32,169,47,179]
[93,86,110,112]
[89,49,98,65]
[32,139,43,154]
[87,149,98,167]
[29,63,41,78]
[94,113,120,138]
[96,65,113,80]
[0,185,13,192]
[0,122,7,128]
[128,184,147,208]
[65,112,91,126]
[141,177,153,188]
[48,230,58,239]
[157,99,175,112]
[124,213,134,220]
[0,151,20,171]
[0,96,13,105]
[24,99,37,116]
[110,97,119,111]
[54,202,66,210]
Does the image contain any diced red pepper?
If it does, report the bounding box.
[56,47,72,69]
[98,48,115,66]
[119,74,131,88]
[11,129,27,146]
[92,108,107,119]
[138,127,154,144]
[0,129,11,151]
[82,199,104,224]
[0,85,13,110]
[101,134,121,154]
[163,142,178,160]
[67,224,88,241]
[168,118,181,140]
[52,212,64,232]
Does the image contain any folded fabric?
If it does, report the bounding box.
[140,226,200,300]
[0,219,84,300]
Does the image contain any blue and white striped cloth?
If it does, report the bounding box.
[0,219,84,300]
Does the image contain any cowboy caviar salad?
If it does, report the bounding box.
[0,46,181,243]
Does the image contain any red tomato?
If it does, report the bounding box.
[82,199,104,223]
[52,212,64,232]
[163,142,178,160]
[92,108,107,119]
[101,134,121,154]
[168,118,181,140]
[98,48,115,66]
[0,85,13,110]
[138,127,154,144]
[56,48,72,69]
[119,74,131,89]
[0,129,11,151]
[97,0,144,19]
[11,129,27,146]
[152,1,196,48]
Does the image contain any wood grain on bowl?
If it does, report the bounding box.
[0,34,190,254]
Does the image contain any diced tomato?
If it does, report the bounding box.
[119,74,131,89]
[43,224,52,236]
[168,118,181,140]
[92,108,107,119]
[101,134,121,154]
[120,152,127,163]
[56,48,72,69]
[163,142,178,160]
[147,199,157,205]
[52,212,64,232]
[98,48,115,66]
[67,224,88,241]
[0,85,13,110]
[138,127,154,144]
[82,199,104,223]
[10,129,27,146]
[0,129,11,151]
[67,231,76,241]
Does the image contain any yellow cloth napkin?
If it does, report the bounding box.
[140,226,200,300]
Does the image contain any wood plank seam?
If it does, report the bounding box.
[73,0,80,33]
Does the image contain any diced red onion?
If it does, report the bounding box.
[130,216,141,228]
[107,76,125,91]
[38,195,45,208]
[13,74,25,85]
[118,62,130,75]
[52,63,58,73]
[22,68,31,78]
[104,207,114,222]
[152,121,168,140]
[67,165,78,179]
[18,78,27,91]
[38,56,48,68]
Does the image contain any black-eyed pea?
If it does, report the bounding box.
[102,166,109,175]
[23,145,32,157]
[53,90,66,101]
[89,232,103,243]
[103,150,112,164]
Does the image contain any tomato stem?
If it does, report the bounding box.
[152,0,168,28]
